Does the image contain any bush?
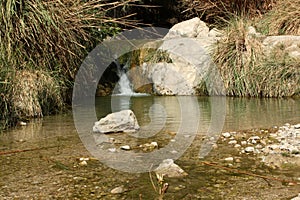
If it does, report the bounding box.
[0,0,138,129]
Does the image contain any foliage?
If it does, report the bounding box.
[0,0,139,129]
[257,0,300,35]
[180,0,276,26]
[212,17,300,97]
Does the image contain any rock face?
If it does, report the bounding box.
[93,110,140,133]
[132,17,223,95]
[262,35,300,59]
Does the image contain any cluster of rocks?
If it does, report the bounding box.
[221,123,300,167]
[128,17,300,96]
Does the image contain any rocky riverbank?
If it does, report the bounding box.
[219,123,300,169]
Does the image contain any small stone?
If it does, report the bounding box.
[249,136,260,140]
[155,159,187,178]
[111,185,125,194]
[108,148,116,153]
[269,144,279,150]
[228,140,237,145]
[224,157,234,162]
[251,140,257,144]
[234,144,241,148]
[79,160,87,166]
[222,132,231,138]
[245,147,255,153]
[19,121,27,126]
[269,133,277,138]
[241,141,247,146]
[121,145,131,150]
[79,157,89,161]
[294,124,300,129]
[170,150,178,154]
[255,144,263,149]
[150,142,158,148]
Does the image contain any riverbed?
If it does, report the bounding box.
[0,96,299,199]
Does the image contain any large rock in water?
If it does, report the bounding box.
[93,110,140,133]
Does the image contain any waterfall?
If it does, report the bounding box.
[113,60,149,96]
[114,61,134,95]
[118,70,134,95]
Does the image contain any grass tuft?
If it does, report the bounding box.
[212,17,300,97]
[0,0,140,130]
[257,0,300,35]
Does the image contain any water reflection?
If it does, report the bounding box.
[1,97,299,143]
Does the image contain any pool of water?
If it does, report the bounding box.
[0,96,299,199]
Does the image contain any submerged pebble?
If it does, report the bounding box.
[110,185,125,194]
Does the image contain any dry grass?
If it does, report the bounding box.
[12,70,64,119]
[257,0,300,35]
[212,17,300,97]
[180,0,276,26]
[0,0,141,129]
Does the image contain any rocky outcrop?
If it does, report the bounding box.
[262,35,300,59]
[93,110,140,133]
[133,17,224,95]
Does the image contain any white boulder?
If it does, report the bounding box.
[93,110,140,133]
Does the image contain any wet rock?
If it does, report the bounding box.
[222,132,231,138]
[248,136,260,144]
[244,147,255,153]
[93,110,140,133]
[224,157,234,162]
[110,185,125,194]
[139,142,158,151]
[228,140,237,145]
[79,160,87,166]
[155,159,187,178]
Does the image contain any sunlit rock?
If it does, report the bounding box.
[93,110,140,133]
[155,159,187,178]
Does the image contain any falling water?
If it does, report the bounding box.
[113,60,149,97]
[114,61,134,95]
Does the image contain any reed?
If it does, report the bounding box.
[0,0,139,129]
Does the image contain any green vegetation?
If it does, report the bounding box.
[257,0,300,35]
[212,17,300,97]
[1,0,299,130]
[180,0,275,27]
[0,0,138,129]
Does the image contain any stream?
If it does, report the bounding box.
[0,96,300,199]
